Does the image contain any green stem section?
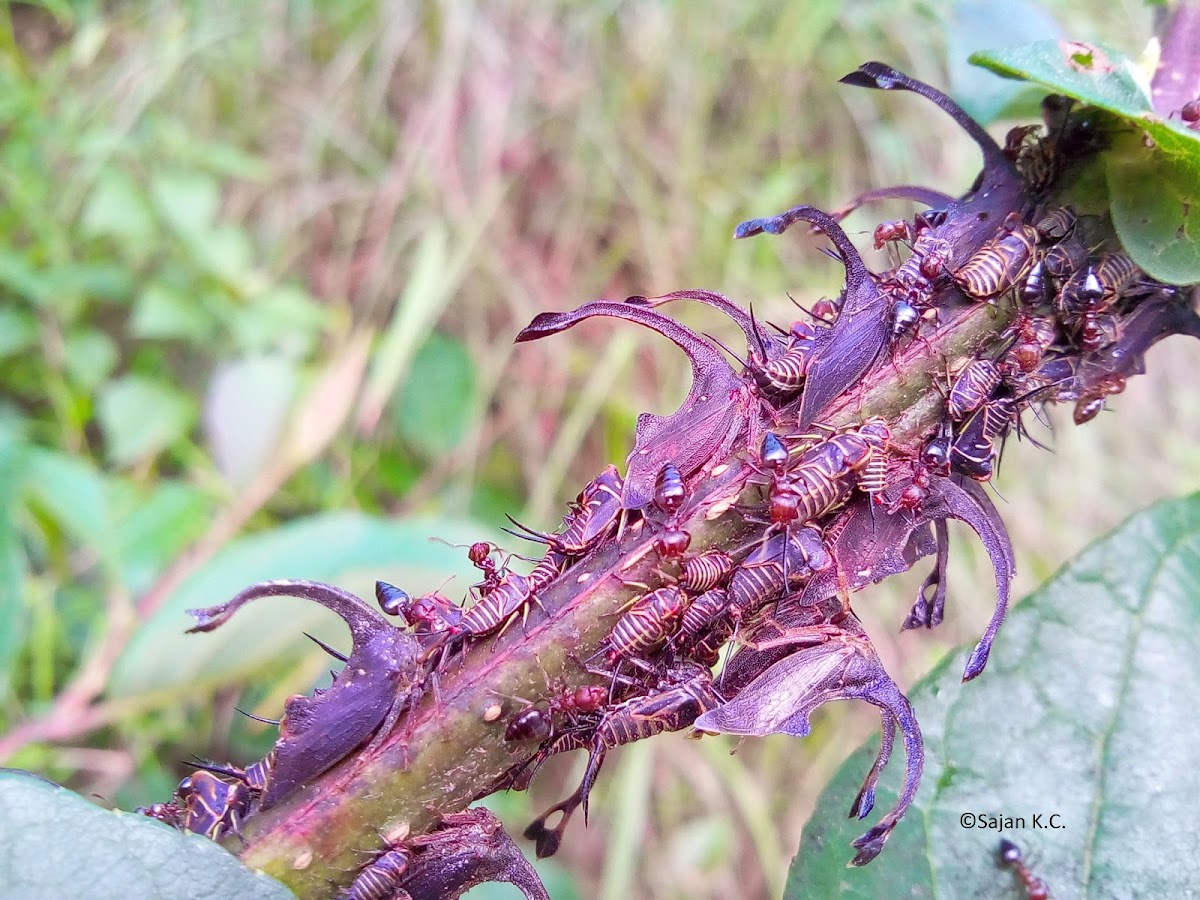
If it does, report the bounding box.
[232,297,1011,897]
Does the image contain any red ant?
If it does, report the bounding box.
[501,684,608,743]
[652,462,691,559]
[998,838,1049,900]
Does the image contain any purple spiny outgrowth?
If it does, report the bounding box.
[695,609,923,867]
[188,580,422,810]
[399,808,550,900]
[516,300,756,509]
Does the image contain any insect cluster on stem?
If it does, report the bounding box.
[148,61,1200,895]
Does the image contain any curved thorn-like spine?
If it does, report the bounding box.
[839,62,1010,174]
[734,204,871,285]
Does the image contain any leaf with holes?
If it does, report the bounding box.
[970,40,1154,118]
[787,492,1200,898]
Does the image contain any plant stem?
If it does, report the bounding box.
[232,297,1010,897]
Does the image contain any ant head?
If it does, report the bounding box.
[568,684,607,711]
[872,220,906,250]
[918,240,951,281]
[1073,396,1105,424]
[1000,210,1026,233]
[655,529,692,559]
[811,297,840,322]
[409,593,452,626]
[997,837,1022,865]
[760,432,789,471]
[467,542,492,564]
[375,581,411,617]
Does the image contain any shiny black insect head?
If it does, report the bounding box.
[375,581,410,617]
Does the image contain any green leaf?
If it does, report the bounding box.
[358,225,464,431]
[228,285,325,356]
[392,332,477,460]
[148,119,270,180]
[969,40,1152,116]
[80,170,156,248]
[0,771,293,900]
[132,283,214,341]
[113,481,212,595]
[97,375,197,467]
[111,512,501,699]
[149,170,221,241]
[788,492,1200,898]
[0,251,53,306]
[195,224,254,284]
[0,307,38,359]
[970,40,1200,282]
[1106,131,1200,284]
[63,329,118,391]
[25,448,117,565]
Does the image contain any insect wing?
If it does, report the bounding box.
[262,659,405,809]
[696,642,855,738]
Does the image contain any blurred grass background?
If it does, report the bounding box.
[1,1,1196,898]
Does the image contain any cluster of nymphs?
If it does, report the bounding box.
[143,63,1200,895]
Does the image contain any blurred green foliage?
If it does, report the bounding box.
[0,2,1195,898]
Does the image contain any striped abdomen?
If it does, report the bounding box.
[753,345,813,395]
[1094,253,1140,299]
[728,559,785,616]
[599,677,720,746]
[1034,206,1076,242]
[243,751,273,793]
[790,464,853,522]
[1042,236,1087,281]
[679,550,734,593]
[557,465,624,554]
[461,573,532,636]
[607,587,685,659]
[953,224,1038,300]
[948,359,1002,421]
[341,848,412,900]
[678,588,730,643]
[528,549,568,593]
